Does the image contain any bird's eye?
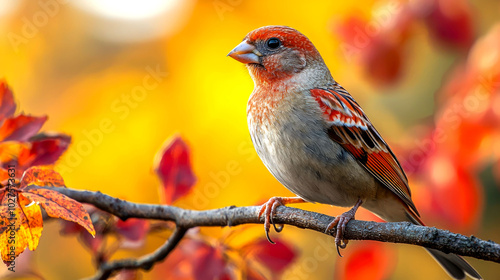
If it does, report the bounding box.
[266,38,281,49]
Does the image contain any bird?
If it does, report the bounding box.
[227,25,482,280]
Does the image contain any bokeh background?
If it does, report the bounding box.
[1,0,499,279]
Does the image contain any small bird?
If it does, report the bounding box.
[228,26,482,279]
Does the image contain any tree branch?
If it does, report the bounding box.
[52,188,500,278]
[85,226,187,280]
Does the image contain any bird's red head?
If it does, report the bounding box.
[228,26,323,85]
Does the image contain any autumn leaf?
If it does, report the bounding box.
[20,166,65,188]
[23,188,95,236]
[0,168,9,183]
[421,152,483,231]
[0,81,16,121]
[0,115,47,142]
[0,142,30,167]
[17,194,43,251]
[0,81,70,176]
[334,8,414,85]
[336,242,395,280]
[116,218,149,242]
[0,194,43,265]
[0,134,71,177]
[423,0,474,49]
[154,135,196,204]
[156,239,227,280]
[241,238,296,275]
[60,209,106,255]
[24,133,71,167]
[0,166,95,265]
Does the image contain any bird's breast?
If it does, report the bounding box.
[247,89,377,206]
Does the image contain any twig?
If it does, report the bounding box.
[85,226,187,280]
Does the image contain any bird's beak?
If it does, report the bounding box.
[227,41,262,64]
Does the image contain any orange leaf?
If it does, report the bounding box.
[22,187,95,237]
[20,166,65,189]
[0,194,43,265]
[0,135,71,175]
[0,80,16,120]
[0,115,47,142]
[17,194,43,251]
[0,205,9,235]
[0,168,8,183]
[0,142,30,166]
[154,135,196,204]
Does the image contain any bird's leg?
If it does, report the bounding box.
[258,197,306,244]
[325,198,363,256]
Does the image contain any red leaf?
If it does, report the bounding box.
[116,218,149,242]
[18,133,71,167]
[0,80,16,120]
[0,115,47,142]
[157,239,227,280]
[363,39,404,85]
[334,8,415,85]
[154,135,196,204]
[242,238,296,274]
[424,0,474,49]
[336,242,395,280]
[60,219,84,235]
[79,229,104,254]
[60,210,105,255]
[422,152,483,231]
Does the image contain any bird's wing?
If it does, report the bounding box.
[310,84,419,215]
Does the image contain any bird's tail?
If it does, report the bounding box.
[406,210,482,280]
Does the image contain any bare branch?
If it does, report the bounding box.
[85,226,187,280]
[52,187,500,275]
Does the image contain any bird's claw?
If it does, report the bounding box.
[258,197,285,244]
[325,209,356,257]
[258,197,305,244]
[325,198,362,256]
[273,223,284,233]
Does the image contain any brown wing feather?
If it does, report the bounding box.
[311,85,419,215]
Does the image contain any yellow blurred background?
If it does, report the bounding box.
[0,0,499,279]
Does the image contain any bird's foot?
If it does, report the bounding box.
[258,197,305,244]
[325,198,363,256]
